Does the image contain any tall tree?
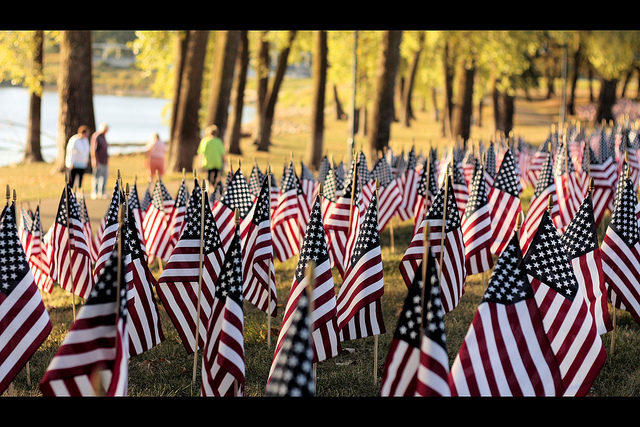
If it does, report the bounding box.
[226,30,249,155]
[368,31,403,159]
[308,30,327,170]
[205,31,241,139]
[168,30,208,173]
[170,31,189,145]
[54,30,95,173]
[255,31,297,152]
[400,31,425,127]
[451,39,476,147]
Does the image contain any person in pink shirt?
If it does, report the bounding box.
[144,132,167,178]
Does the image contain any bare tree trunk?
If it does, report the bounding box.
[22,30,44,164]
[227,30,249,155]
[54,30,95,173]
[206,30,241,138]
[308,30,327,170]
[596,78,618,124]
[401,31,424,127]
[253,31,269,147]
[442,39,455,138]
[368,30,403,159]
[451,56,476,148]
[567,40,582,116]
[257,30,297,152]
[333,84,346,120]
[168,30,208,173]
[169,31,189,145]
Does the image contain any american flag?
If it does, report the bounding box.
[168,178,188,249]
[523,137,550,189]
[122,199,165,356]
[451,160,469,218]
[46,184,93,299]
[484,141,497,186]
[488,149,523,256]
[381,243,435,396]
[461,161,493,275]
[93,181,122,279]
[601,174,640,326]
[202,220,245,396]
[317,155,331,183]
[240,175,277,316]
[212,168,255,252]
[522,210,606,396]
[299,161,319,234]
[271,162,302,262]
[270,195,341,375]
[39,238,129,396]
[80,195,98,263]
[127,181,148,262]
[140,181,152,213]
[583,145,616,229]
[336,191,385,341]
[397,147,420,221]
[400,174,466,313]
[0,202,52,394]
[142,179,174,262]
[155,181,224,354]
[414,246,451,397]
[248,164,265,197]
[560,192,613,336]
[520,152,558,255]
[265,283,315,397]
[412,158,438,235]
[370,156,401,232]
[449,232,563,396]
[553,142,582,233]
[18,205,54,293]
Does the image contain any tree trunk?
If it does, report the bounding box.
[567,41,582,116]
[501,91,515,136]
[168,30,208,174]
[451,56,476,148]
[442,39,455,138]
[308,30,327,170]
[227,30,249,156]
[169,31,189,145]
[253,31,269,147]
[22,30,44,164]
[492,76,501,134]
[257,30,297,152]
[401,31,424,127]
[368,30,403,159]
[205,30,241,138]
[54,30,95,173]
[333,84,346,120]
[596,78,618,124]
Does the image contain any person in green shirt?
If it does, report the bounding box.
[197,125,226,187]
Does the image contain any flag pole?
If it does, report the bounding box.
[373,179,380,384]
[193,178,207,387]
[267,165,273,349]
[348,149,358,226]
[439,168,449,286]
[64,173,77,320]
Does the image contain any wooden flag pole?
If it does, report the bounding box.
[373,179,380,385]
[267,165,273,349]
[348,149,358,226]
[192,179,207,387]
[439,168,449,286]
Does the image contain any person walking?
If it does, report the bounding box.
[65,125,91,189]
[91,122,109,199]
[197,124,226,187]
[144,132,167,179]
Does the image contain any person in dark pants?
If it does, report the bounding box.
[65,125,91,189]
[197,125,226,188]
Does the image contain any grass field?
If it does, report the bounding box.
[3,83,640,397]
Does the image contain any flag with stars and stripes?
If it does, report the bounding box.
[583,145,616,229]
[449,232,563,397]
[248,164,265,197]
[93,180,122,280]
[414,247,451,397]
[461,160,493,275]
[240,176,277,317]
[127,181,148,262]
[488,149,523,256]
[317,155,331,183]
[560,192,613,336]
[371,156,401,232]
[265,283,315,397]
[451,160,469,219]
[400,174,466,314]
[336,191,385,342]
[202,220,245,397]
[212,168,256,253]
[601,174,640,327]
[0,202,52,395]
[381,244,438,396]
[553,142,582,233]
[168,177,188,250]
[39,239,129,397]
[123,199,165,356]
[412,158,438,236]
[155,181,225,354]
[522,210,606,396]
[142,178,174,262]
[520,152,558,255]
[79,195,98,263]
[523,137,550,189]
[270,195,341,375]
[46,184,94,299]
[18,205,54,293]
[397,147,420,221]
[271,162,303,262]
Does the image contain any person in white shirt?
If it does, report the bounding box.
[65,125,91,189]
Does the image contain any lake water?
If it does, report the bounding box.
[0,86,254,167]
